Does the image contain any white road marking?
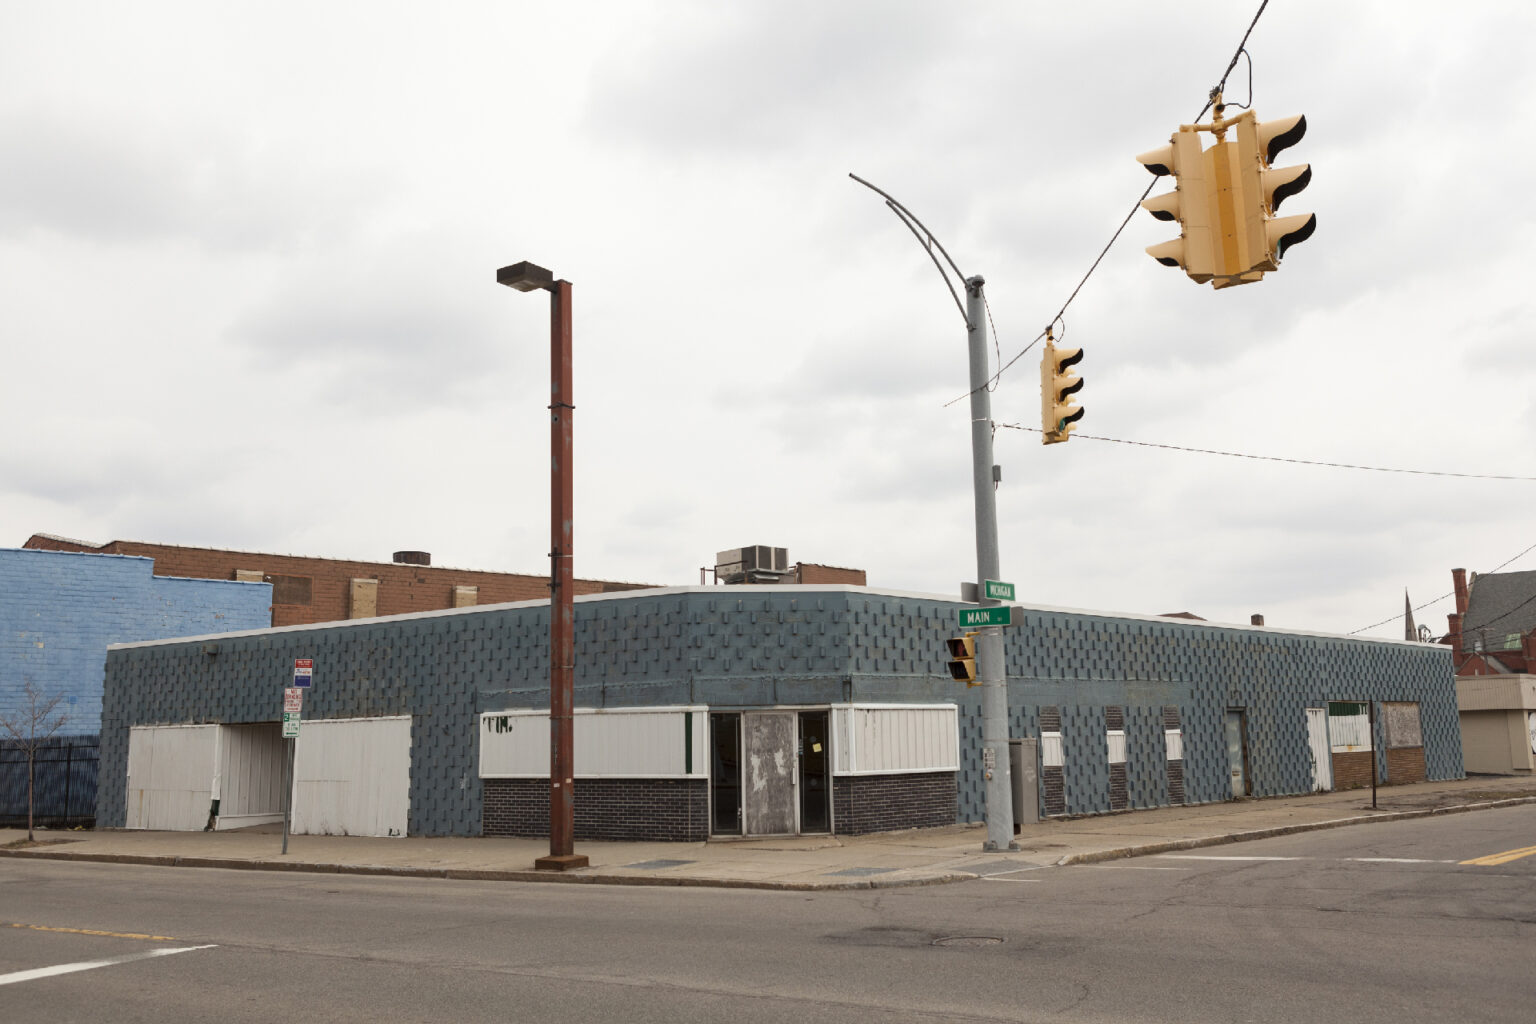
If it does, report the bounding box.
[1157,855,1303,861]
[1086,865,1191,871]
[0,945,217,987]
[1345,857,1457,864]
[981,877,1041,883]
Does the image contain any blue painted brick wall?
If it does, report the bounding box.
[0,548,271,736]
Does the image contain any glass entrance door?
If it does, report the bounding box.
[798,710,830,833]
[709,712,742,835]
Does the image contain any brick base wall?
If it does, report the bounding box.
[483,778,708,842]
[1042,766,1066,815]
[1167,760,1186,804]
[1386,746,1427,784]
[831,772,957,835]
[1109,764,1128,810]
[1332,751,1374,790]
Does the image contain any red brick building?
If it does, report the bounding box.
[1442,566,1536,676]
[24,534,653,628]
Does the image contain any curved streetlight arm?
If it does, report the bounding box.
[849,173,970,328]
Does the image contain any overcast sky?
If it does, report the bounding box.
[3,1,1531,641]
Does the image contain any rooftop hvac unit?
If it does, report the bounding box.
[714,545,790,584]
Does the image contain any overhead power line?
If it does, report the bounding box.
[1349,539,1536,636]
[995,423,1536,481]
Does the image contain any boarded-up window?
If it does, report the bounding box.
[1328,701,1371,752]
[268,574,312,605]
[233,568,264,583]
[349,578,378,619]
[1383,702,1422,749]
[451,585,478,608]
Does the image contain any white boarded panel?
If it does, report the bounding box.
[1329,713,1371,752]
[1164,728,1184,761]
[835,705,958,775]
[291,716,410,837]
[1106,730,1128,764]
[479,707,707,778]
[125,725,218,831]
[832,707,853,774]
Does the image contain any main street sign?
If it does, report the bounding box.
[293,658,313,688]
[957,606,1012,628]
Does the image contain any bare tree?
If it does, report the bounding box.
[0,679,69,842]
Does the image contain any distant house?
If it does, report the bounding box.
[1442,567,1536,675]
[1442,567,1536,774]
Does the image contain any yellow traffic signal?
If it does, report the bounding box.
[946,634,978,684]
[1139,108,1315,288]
[1138,130,1217,283]
[1039,340,1085,445]
[1227,110,1316,277]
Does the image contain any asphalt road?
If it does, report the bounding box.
[3,805,1533,1023]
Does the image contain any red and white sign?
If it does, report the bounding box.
[284,687,304,713]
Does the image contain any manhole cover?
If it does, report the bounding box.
[932,935,1004,947]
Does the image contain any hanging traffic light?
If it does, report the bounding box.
[946,633,979,685]
[1137,129,1217,284]
[1224,110,1316,280]
[1138,107,1315,288]
[1039,340,1085,445]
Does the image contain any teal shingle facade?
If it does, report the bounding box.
[97,586,1461,835]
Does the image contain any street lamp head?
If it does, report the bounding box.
[496,261,555,292]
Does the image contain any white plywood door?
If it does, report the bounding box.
[125,725,219,831]
[1306,708,1332,792]
[290,717,411,837]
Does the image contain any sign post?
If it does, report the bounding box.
[281,675,305,854]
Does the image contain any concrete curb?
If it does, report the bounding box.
[1056,796,1536,866]
[5,796,1531,889]
[0,846,973,892]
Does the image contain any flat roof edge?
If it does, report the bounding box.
[106,584,1443,651]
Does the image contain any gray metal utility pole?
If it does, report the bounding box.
[848,173,1017,852]
[964,275,1017,853]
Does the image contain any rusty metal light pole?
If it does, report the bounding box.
[496,259,587,871]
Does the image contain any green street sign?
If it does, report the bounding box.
[958,605,1012,628]
[983,580,1015,601]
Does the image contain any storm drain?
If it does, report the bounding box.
[932,935,1005,947]
[623,859,695,870]
[824,866,898,877]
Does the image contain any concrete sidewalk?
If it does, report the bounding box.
[5,775,1534,890]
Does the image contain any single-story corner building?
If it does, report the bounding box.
[96,585,1462,839]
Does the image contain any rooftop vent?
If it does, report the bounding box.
[393,550,431,566]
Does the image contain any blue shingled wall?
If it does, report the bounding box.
[96,587,1460,835]
[0,548,272,736]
